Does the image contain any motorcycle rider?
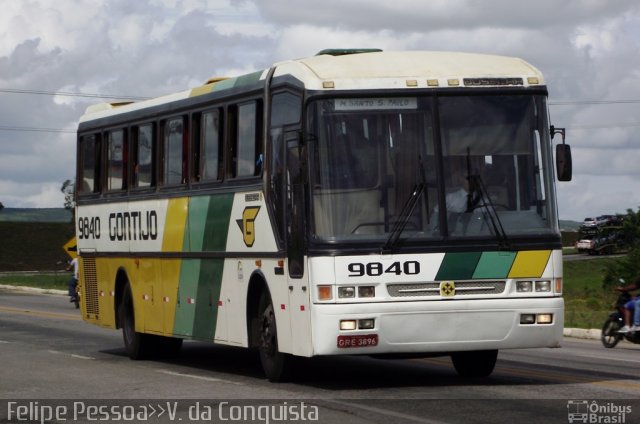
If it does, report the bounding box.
[617,280,640,333]
[66,257,78,303]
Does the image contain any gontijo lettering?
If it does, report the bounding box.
[108,211,158,241]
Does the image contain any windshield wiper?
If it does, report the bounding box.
[382,183,424,253]
[467,173,510,250]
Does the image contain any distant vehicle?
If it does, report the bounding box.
[582,217,597,227]
[576,224,626,255]
[575,237,594,253]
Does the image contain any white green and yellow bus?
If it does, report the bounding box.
[75,49,571,381]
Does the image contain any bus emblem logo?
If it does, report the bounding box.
[237,206,261,247]
[440,281,455,297]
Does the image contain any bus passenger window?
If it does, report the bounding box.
[201,110,222,181]
[232,101,262,178]
[133,124,154,188]
[163,117,186,185]
[107,129,126,191]
[79,134,100,194]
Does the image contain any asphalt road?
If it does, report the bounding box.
[1,289,639,424]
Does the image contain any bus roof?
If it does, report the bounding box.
[79,50,544,124]
[277,50,544,90]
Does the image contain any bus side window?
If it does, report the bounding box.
[269,92,302,246]
[162,117,187,185]
[230,101,262,178]
[201,109,223,181]
[133,124,154,188]
[79,133,101,194]
[107,129,126,191]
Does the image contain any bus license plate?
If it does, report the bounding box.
[337,334,378,348]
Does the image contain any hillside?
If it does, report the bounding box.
[559,220,581,231]
[0,208,72,223]
[0,222,75,271]
[0,208,582,271]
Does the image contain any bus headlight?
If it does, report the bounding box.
[516,281,533,292]
[358,286,375,298]
[338,286,356,298]
[535,280,551,292]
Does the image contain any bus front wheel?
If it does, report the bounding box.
[119,284,183,359]
[257,291,292,382]
[451,350,498,378]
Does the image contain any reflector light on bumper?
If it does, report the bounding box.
[340,319,376,330]
[520,313,554,325]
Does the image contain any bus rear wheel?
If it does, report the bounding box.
[451,350,498,378]
[257,291,292,382]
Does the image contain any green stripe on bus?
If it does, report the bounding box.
[187,196,210,251]
[173,194,234,339]
[211,71,263,92]
[192,258,225,340]
[472,251,517,279]
[435,252,482,280]
[173,259,201,337]
[191,193,233,339]
[202,193,234,251]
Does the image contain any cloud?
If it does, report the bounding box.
[0,0,638,221]
[256,0,640,32]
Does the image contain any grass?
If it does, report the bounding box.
[0,273,70,291]
[0,255,620,330]
[563,257,618,329]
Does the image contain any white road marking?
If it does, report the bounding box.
[71,354,95,360]
[156,369,244,385]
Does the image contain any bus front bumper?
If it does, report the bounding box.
[310,297,564,356]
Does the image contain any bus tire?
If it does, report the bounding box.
[119,283,152,360]
[451,349,498,378]
[257,291,291,382]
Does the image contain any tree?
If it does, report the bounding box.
[0,202,4,211]
[603,208,640,288]
[61,179,75,222]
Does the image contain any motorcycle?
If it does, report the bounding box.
[58,259,79,309]
[72,281,80,309]
[601,285,640,348]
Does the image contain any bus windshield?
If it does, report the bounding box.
[308,94,558,244]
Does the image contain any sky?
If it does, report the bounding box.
[1,0,639,221]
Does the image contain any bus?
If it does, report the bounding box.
[75,49,571,381]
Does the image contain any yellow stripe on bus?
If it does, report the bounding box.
[162,198,189,252]
[507,250,551,278]
[160,198,189,334]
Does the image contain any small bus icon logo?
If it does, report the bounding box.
[567,400,588,423]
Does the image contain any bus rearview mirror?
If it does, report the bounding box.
[556,144,572,182]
